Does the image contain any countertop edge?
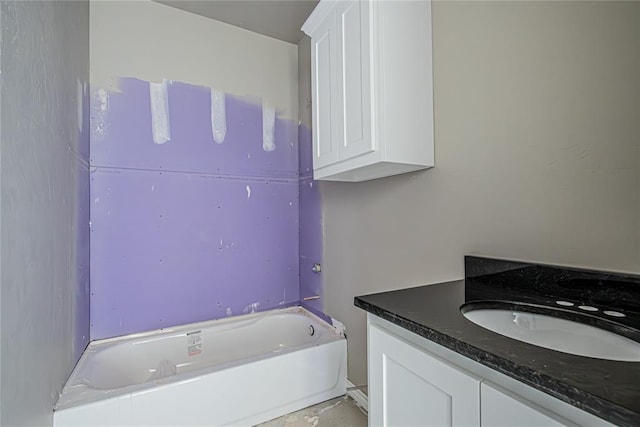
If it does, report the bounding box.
[354,296,640,427]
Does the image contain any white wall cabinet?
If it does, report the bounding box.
[302,0,434,182]
[368,315,614,427]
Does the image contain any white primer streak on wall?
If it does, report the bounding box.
[246,185,251,199]
[149,79,171,145]
[94,88,110,138]
[97,88,109,111]
[210,89,227,143]
[262,104,276,152]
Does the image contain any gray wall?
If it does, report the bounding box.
[312,1,640,387]
[91,0,298,120]
[1,1,90,425]
[298,36,312,130]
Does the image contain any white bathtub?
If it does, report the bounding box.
[54,306,347,426]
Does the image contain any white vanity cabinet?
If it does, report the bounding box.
[302,0,434,182]
[480,382,577,427]
[369,324,481,426]
[367,314,615,427]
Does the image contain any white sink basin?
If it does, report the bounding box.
[462,309,640,362]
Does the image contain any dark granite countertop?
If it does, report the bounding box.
[355,256,640,427]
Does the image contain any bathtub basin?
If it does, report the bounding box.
[54,306,347,426]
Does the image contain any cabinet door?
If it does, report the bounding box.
[369,324,481,427]
[334,0,374,162]
[481,382,578,427]
[310,12,339,169]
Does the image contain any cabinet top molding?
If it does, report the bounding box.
[302,0,339,36]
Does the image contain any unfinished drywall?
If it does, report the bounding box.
[319,1,640,387]
[89,1,314,339]
[90,78,300,339]
[91,0,298,119]
[1,1,90,425]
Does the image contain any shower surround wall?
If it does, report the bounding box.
[298,124,322,314]
[90,78,302,340]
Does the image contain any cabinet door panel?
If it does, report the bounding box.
[310,16,338,169]
[481,382,578,427]
[384,355,452,427]
[369,325,480,427]
[303,0,433,181]
[336,0,373,161]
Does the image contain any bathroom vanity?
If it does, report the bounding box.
[355,257,640,427]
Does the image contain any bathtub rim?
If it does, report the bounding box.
[92,305,338,347]
[55,305,345,411]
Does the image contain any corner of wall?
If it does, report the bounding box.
[0,1,90,425]
[297,34,324,313]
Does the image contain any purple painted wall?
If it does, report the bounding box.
[92,79,298,178]
[298,125,323,314]
[90,78,302,339]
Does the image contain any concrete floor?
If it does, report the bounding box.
[257,395,367,427]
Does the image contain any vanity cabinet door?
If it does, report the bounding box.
[481,382,578,427]
[369,324,481,427]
